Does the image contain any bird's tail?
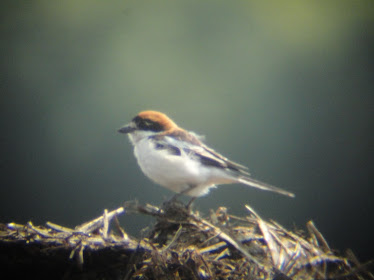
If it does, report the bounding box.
[238,176,295,198]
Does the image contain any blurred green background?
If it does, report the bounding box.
[1,1,373,261]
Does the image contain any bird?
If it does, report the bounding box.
[118,110,294,205]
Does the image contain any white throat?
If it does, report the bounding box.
[128,130,158,145]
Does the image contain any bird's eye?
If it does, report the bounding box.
[142,120,152,127]
[138,119,153,129]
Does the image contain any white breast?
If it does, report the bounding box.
[132,138,224,196]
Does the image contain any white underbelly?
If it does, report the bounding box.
[133,139,219,196]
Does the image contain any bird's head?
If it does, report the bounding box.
[118,111,178,143]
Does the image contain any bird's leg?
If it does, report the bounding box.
[164,185,198,210]
[180,184,199,209]
[169,193,180,202]
[161,192,185,211]
[186,196,197,209]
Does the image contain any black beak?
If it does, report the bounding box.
[118,123,136,134]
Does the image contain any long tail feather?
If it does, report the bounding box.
[238,177,295,198]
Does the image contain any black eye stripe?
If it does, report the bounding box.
[133,116,164,132]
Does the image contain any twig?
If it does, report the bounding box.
[161,224,183,252]
[306,221,330,252]
[245,205,280,269]
[75,207,124,234]
[46,222,74,233]
[102,209,109,239]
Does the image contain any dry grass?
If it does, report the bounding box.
[0,201,372,279]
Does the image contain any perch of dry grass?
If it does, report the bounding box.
[0,202,372,279]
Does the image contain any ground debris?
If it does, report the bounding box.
[0,202,372,279]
